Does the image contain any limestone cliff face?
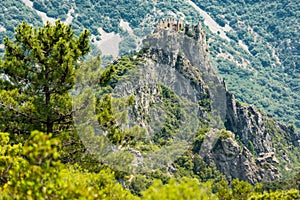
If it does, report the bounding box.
[224,92,300,178]
[226,93,300,152]
[113,22,300,183]
[142,23,228,127]
[141,24,212,101]
[203,131,281,184]
[143,22,210,72]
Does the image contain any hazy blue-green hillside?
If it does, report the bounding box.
[193,0,300,130]
[0,1,42,53]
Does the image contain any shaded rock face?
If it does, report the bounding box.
[114,26,212,141]
[116,24,299,183]
[225,92,300,151]
[204,133,281,184]
[225,93,274,153]
[143,25,228,128]
[143,23,222,90]
[225,92,300,177]
[117,23,212,101]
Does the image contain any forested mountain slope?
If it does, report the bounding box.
[193,0,300,130]
[0,0,298,131]
[95,21,300,183]
[0,16,299,199]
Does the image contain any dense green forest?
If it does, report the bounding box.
[0,20,299,199]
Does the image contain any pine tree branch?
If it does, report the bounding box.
[1,102,47,124]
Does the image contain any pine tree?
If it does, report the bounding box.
[0,20,90,135]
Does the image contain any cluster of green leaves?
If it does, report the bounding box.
[31,0,72,20]
[0,131,138,200]
[1,130,299,199]
[262,171,300,192]
[193,127,210,153]
[151,84,182,145]
[96,94,143,145]
[142,178,216,200]
[0,20,90,135]
[155,0,203,23]
[214,179,300,200]
[174,152,224,183]
[99,55,142,88]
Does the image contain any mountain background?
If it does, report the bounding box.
[0,0,299,132]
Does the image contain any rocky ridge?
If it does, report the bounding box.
[110,20,300,183]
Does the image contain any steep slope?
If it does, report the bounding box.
[89,21,300,184]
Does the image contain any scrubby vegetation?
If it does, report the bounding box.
[0,20,299,199]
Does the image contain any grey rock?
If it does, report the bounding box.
[113,22,300,183]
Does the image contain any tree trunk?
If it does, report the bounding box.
[45,67,52,134]
[45,89,53,134]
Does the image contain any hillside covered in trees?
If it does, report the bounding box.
[0,19,299,199]
[0,0,299,132]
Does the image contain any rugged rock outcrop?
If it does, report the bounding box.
[203,131,281,184]
[111,20,300,183]
[225,92,300,152]
[224,91,300,178]
[142,21,228,127]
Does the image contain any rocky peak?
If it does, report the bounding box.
[143,20,228,128]
[144,19,210,72]
[110,20,300,184]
